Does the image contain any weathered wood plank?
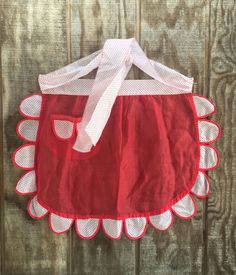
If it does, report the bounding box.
[70,1,137,274]
[71,233,137,275]
[138,1,209,274]
[207,1,236,274]
[71,0,137,59]
[0,0,235,274]
[1,1,70,274]
[0,2,4,273]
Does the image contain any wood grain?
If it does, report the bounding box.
[0,0,235,274]
[1,1,70,274]
[0,1,4,273]
[138,1,209,274]
[207,1,236,274]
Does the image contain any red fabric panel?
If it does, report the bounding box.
[36,94,199,218]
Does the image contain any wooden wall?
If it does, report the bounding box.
[0,0,235,274]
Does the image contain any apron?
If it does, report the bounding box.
[13,38,221,240]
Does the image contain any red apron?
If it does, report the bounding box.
[13,38,221,240]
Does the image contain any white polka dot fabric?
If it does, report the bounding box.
[171,195,195,218]
[16,170,36,194]
[193,96,215,117]
[75,219,100,239]
[36,79,192,96]
[18,120,39,142]
[53,120,74,139]
[49,214,73,233]
[19,94,42,118]
[38,50,102,92]
[200,145,218,169]
[14,145,35,169]
[102,219,123,239]
[28,196,48,218]
[149,210,173,231]
[125,217,147,239]
[198,120,219,143]
[191,172,209,197]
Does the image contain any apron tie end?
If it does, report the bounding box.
[73,124,94,153]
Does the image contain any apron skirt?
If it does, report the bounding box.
[13,39,221,240]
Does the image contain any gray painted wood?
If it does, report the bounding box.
[138,1,208,274]
[1,1,70,274]
[207,1,236,274]
[0,0,235,274]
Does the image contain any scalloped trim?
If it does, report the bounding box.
[13,93,221,240]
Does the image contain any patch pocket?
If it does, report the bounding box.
[51,115,81,141]
[49,114,102,160]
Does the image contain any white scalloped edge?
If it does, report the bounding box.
[24,191,198,239]
[19,94,42,118]
[13,94,220,239]
[15,170,36,195]
[53,119,74,140]
[13,144,35,169]
[17,119,39,142]
[49,213,74,234]
[193,95,215,118]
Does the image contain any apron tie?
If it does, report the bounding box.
[38,38,193,153]
[73,38,134,152]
